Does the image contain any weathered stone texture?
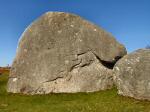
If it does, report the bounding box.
[114,49,150,100]
[7,12,126,94]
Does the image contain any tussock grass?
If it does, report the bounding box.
[0,73,150,112]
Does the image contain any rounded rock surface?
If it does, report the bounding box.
[114,49,150,100]
[7,12,127,94]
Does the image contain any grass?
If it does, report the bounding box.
[0,73,150,112]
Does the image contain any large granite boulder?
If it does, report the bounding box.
[7,12,127,94]
[114,49,150,100]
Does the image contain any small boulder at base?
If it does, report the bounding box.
[7,12,127,94]
[114,49,150,101]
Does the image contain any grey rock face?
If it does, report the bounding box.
[114,49,150,101]
[7,12,127,94]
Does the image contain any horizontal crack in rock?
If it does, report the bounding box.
[70,59,82,72]
[44,76,64,83]
[43,50,121,84]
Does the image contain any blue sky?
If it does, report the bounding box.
[0,0,150,66]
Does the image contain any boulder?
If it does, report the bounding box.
[7,12,127,94]
[114,49,150,100]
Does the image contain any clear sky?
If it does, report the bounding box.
[0,0,150,66]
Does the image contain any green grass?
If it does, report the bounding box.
[0,74,150,112]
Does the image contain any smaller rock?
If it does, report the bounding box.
[114,49,150,101]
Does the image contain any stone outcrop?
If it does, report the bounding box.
[114,49,150,101]
[7,12,127,94]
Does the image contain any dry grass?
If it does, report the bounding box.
[0,68,10,75]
